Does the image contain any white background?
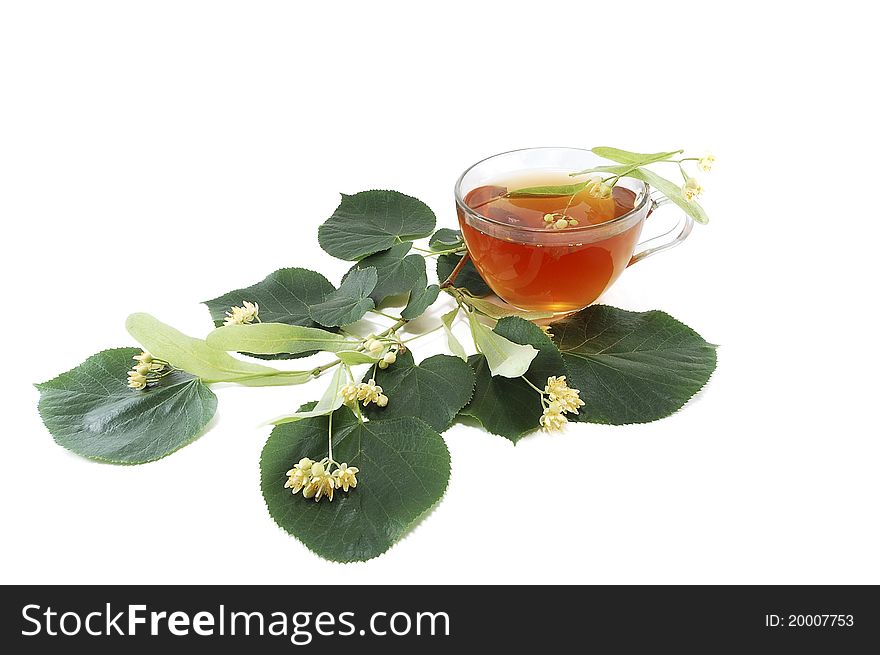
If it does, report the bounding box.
[1,0,877,585]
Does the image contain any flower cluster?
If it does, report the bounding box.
[539,376,585,432]
[339,378,389,408]
[682,177,704,202]
[543,213,580,230]
[284,457,359,503]
[682,153,714,202]
[224,301,260,326]
[126,351,169,390]
[363,337,400,370]
[583,175,613,199]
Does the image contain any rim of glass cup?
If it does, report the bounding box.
[454,147,651,234]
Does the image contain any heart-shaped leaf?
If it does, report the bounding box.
[36,348,217,464]
[345,242,426,306]
[126,313,309,386]
[261,412,450,562]
[467,312,538,378]
[363,350,475,432]
[318,190,436,261]
[207,323,359,356]
[437,253,491,296]
[203,267,338,360]
[552,305,717,424]
[461,317,566,442]
[400,259,440,321]
[309,267,378,327]
[401,284,440,320]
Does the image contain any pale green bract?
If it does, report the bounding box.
[125,313,311,386]
[629,168,709,225]
[589,146,683,167]
[463,296,555,321]
[467,311,538,378]
[441,308,467,361]
[207,323,359,356]
[270,365,349,425]
[335,350,382,365]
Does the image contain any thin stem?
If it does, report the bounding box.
[411,245,467,257]
[327,411,334,464]
[402,323,446,344]
[312,359,341,376]
[439,252,471,289]
[520,375,545,395]
[370,309,402,322]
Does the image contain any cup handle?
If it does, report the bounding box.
[628,192,694,266]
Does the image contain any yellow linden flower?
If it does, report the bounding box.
[382,351,396,365]
[127,370,147,390]
[132,351,153,364]
[303,462,335,502]
[698,154,715,172]
[224,301,260,326]
[376,394,389,407]
[365,339,385,354]
[339,383,360,405]
[358,379,384,406]
[284,457,315,495]
[333,463,359,492]
[590,183,612,199]
[544,376,584,415]
[682,177,703,202]
[539,402,568,432]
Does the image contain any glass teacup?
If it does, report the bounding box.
[455,147,693,314]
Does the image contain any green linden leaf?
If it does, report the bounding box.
[203,267,338,360]
[261,412,450,562]
[429,228,464,250]
[401,262,440,321]
[309,267,378,327]
[552,305,717,425]
[460,317,566,443]
[628,168,709,225]
[362,350,475,432]
[318,190,437,261]
[590,146,683,167]
[436,253,491,297]
[402,284,440,321]
[35,348,217,464]
[345,242,427,306]
[125,313,311,386]
[206,323,359,356]
[467,312,538,378]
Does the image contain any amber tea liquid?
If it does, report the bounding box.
[458,172,642,313]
